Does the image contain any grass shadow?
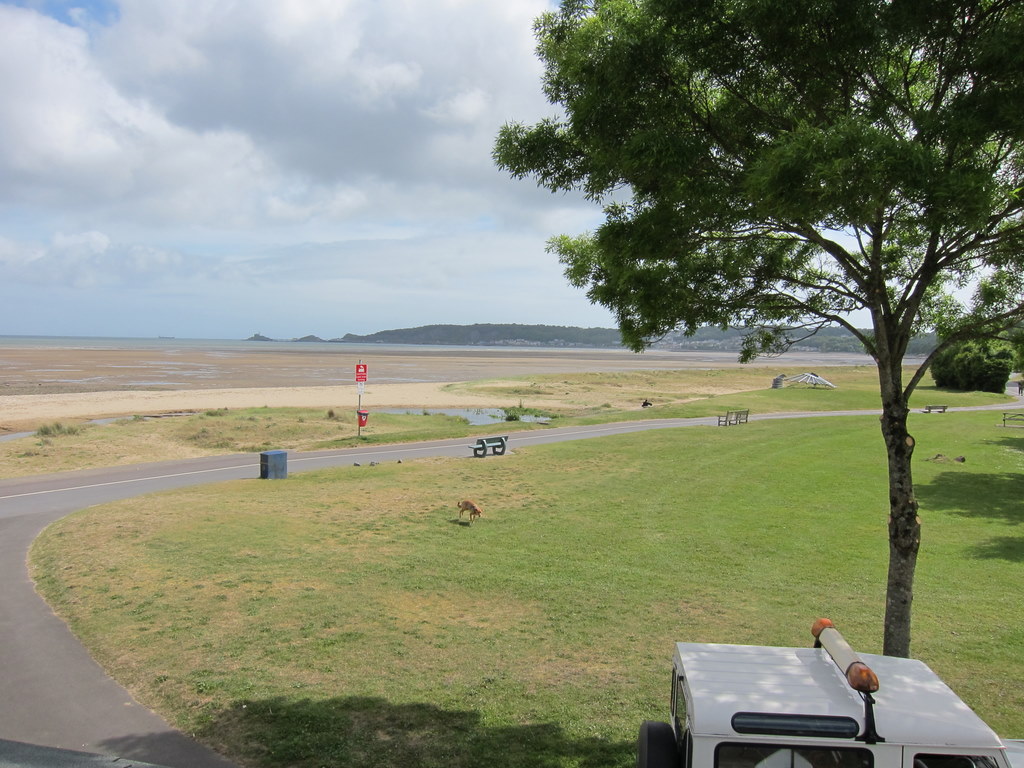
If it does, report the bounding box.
[968,536,1024,561]
[918,435,1024,560]
[194,695,633,768]
[918,469,1024,526]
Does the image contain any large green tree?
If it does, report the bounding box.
[495,0,1024,657]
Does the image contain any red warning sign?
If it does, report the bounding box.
[355,363,368,382]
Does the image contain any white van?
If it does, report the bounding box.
[639,619,1024,768]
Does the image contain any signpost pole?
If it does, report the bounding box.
[355,361,368,436]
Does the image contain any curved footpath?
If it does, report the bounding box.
[1,400,1019,767]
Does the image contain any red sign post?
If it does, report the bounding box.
[355,362,368,435]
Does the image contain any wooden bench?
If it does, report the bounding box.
[923,405,948,413]
[717,409,749,426]
[471,435,509,457]
[1002,412,1024,427]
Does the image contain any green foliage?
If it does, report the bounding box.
[499,405,553,422]
[496,0,1024,656]
[931,340,1014,393]
[495,0,1024,360]
[502,407,523,421]
[1010,329,1024,374]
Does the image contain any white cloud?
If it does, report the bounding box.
[0,229,204,288]
[0,4,269,222]
[0,0,617,339]
[423,88,490,125]
[91,0,554,186]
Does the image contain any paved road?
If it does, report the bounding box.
[1,400,1019,766]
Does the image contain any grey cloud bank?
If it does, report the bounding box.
[0,0,617,339]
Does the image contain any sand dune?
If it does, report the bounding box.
[0,382,500,429]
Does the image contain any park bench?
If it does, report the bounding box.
[471,435,509,457]
[922,405,948,413]
[1002,412,1024,427]
[717,409,749,426]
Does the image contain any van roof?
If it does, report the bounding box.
[675,642,1002,749]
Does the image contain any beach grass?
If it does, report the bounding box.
[450,365,1009,418]
[29,408,1024,768]
[0,408,522,477]
[1,366,1008,478]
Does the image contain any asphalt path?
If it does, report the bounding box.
[1,401,1019,767]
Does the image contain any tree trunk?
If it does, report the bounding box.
[878,374,921,658]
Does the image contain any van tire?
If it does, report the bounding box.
[637,720,679,768]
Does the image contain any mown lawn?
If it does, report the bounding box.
[29,406,1024,768]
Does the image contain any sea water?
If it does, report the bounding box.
[0,335,501,355]
[376,407,547,426]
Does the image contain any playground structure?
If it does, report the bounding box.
[773,372,836,389]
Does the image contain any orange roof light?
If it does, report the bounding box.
[846,662,880,693]
[811,618,834,638]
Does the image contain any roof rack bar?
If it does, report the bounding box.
[811,619,884,745]
[811,618,879,693]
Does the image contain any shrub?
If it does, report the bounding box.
[500,406,555,422]
[931,339,1013,393]
[35,422,81,438]
[501,407,523,421]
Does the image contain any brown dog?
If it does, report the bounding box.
[457,499,482,523]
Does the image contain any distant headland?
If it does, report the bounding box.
[246,323,934,354]
[247,324,623,348]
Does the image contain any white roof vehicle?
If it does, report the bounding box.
[639,619,1024,768]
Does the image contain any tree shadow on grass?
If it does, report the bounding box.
[917,437,1024,561]
[918,469,1024,526]
[193,695,633,768]
[967,536,1024,561]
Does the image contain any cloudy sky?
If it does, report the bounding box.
[0,0,617,339]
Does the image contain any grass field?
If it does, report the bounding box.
[29,385,1024,768]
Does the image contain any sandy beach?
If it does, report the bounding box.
[0,341,878,431]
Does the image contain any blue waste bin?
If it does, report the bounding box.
[260,450,287,479]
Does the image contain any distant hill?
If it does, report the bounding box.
[247,333,326,342]
[335,324,623,348]
[248,324,937,355]
[656,326,936,355]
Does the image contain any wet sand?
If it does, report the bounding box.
[0,342,877,430]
